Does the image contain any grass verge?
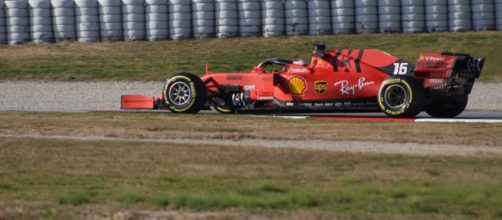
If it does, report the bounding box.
[0,112,501,146]
[0,32,500,81]
[56,192,92,206]
[0,137,500,219]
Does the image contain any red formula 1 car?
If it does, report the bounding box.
[122,44,485,118]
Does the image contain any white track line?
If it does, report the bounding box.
[415,118,502,123]
[2,110,502,123]
[250,115,309,120]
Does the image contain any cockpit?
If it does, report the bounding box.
[254,58,309,73]
[256,58,293,68]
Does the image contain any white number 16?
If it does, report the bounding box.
[393,63,408,75]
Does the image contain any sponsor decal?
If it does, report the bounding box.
[226,75,243,80]
[190,82,196,98]
[393,63,409,75]
[418,55,447,67]
[314,81,328,94]
[385,78,402,84]
[429,78,445,84]
[287,76,307,95]
[425,56,445,61]
[334,77,375,95]
[257,96,273,101]
[289,68,309,73]
[244,85,255,90]
[280,99,377,109]
[424,78,448,88]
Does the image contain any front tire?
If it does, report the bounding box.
[163,73,206,113]
[425,95,468,118]
[377,76,426,118]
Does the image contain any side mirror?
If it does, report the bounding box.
[473,57,486,78]
[273,73,280,86]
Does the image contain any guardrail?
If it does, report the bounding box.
[0,0,500,45]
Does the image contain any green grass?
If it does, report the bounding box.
[0,137,501,219]
[0,32,500,81]
[117,191,146,205]
[0,182,15,191]
[165,186,323,210]
[0,112,501,218]
[142,182,502,215]
[56,192,93,205]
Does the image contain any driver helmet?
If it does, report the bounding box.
[293,59,307,66]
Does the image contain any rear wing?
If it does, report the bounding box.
[414,52,485,79]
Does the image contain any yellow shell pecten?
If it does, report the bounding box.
[288,76,306,95]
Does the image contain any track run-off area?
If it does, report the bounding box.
[1,80,502,219]
[0,80,501,156]
[1,81,502,123]
[1,133,501,157]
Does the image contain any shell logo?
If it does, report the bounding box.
[287,76,306,95]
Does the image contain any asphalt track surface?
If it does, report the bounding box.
[0,81,501,122]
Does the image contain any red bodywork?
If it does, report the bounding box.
[202,49,396,103]
[415,52,457,88]
[121,95,154,109]
[122,47,483,113]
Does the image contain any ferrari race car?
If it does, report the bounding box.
[122,44,485,118]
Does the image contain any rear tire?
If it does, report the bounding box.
[213,106,236,114]
[163,73,206,113]
[425,95,468,118]
[377,76,426,118]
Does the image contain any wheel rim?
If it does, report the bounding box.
[383,84,408,109]
[168,81,192,106]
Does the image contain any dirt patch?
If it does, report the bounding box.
[1,133,501,157]
[0,112,501,147]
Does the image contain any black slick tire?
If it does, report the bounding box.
[163,73,207,114]
[425,95,468,118]
[213,106,236,114]
[377,76,426,118]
